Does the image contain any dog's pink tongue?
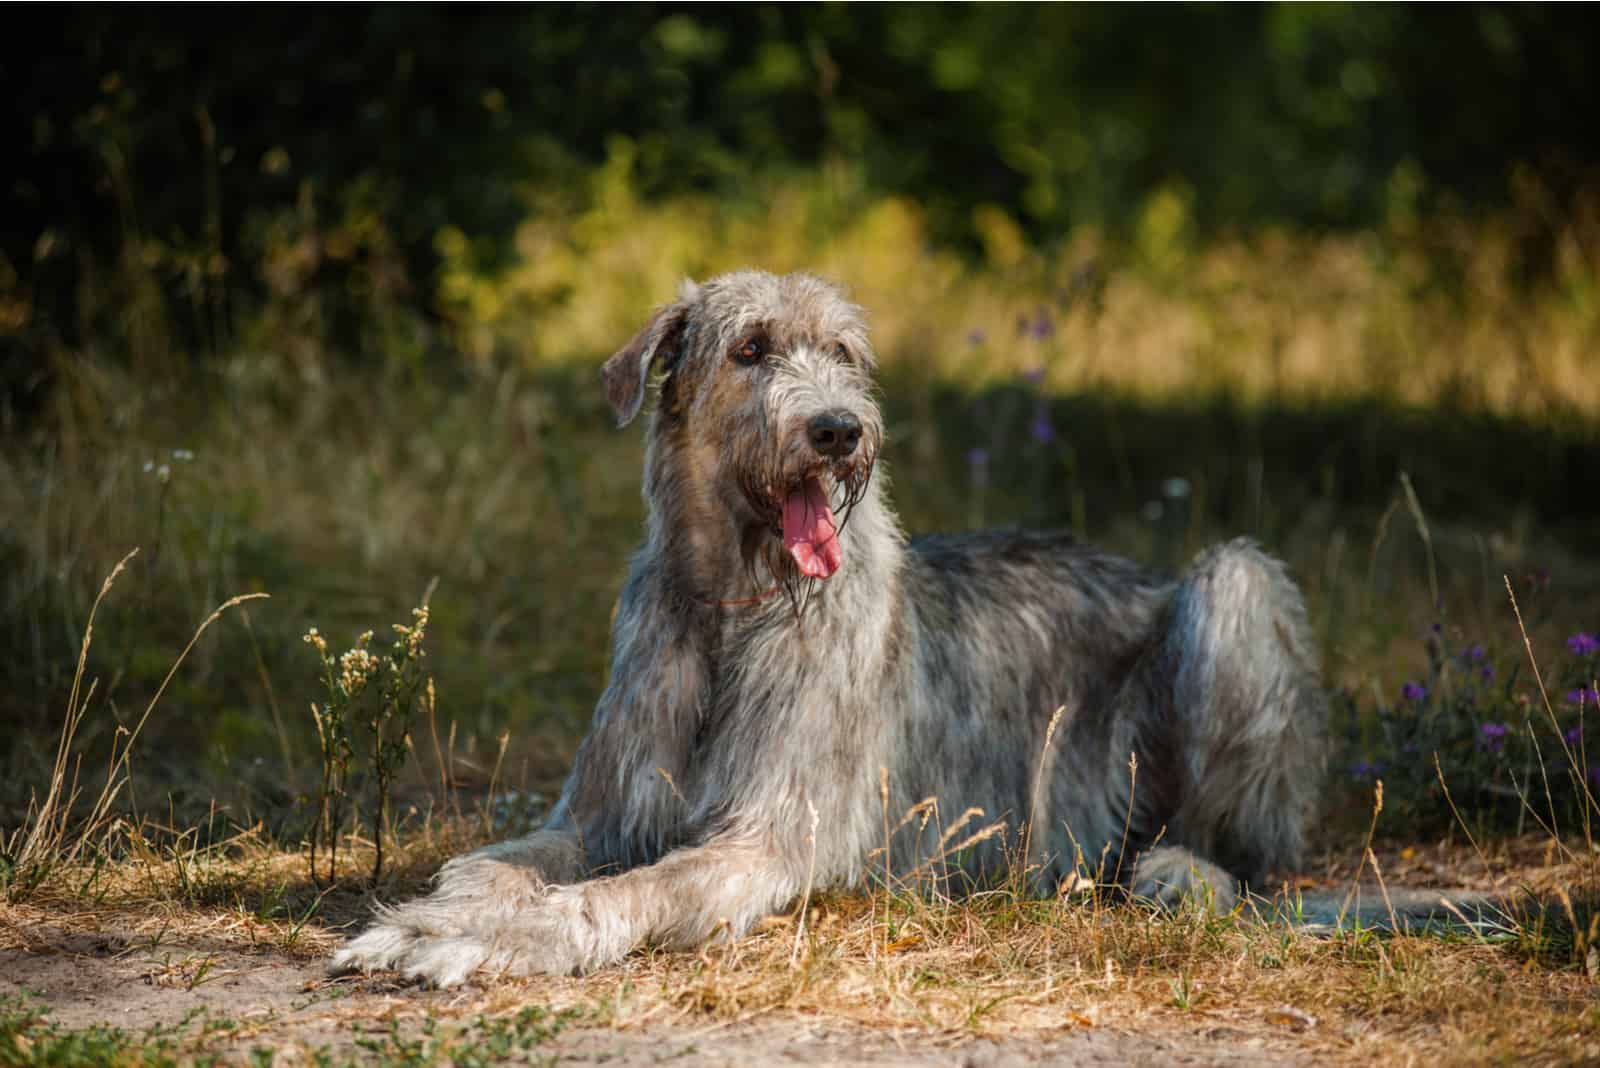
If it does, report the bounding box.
[783,476,842,579]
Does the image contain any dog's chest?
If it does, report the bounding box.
[700,606,886,740]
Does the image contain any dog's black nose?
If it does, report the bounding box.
[808,410,863,459]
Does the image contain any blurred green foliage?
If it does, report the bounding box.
[5,5,1600,381]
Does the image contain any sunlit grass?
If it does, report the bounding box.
[437,159,1600,423]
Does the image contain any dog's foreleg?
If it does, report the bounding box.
[582,832,802,953]
[341,832,799,986]
[492,833,800,978]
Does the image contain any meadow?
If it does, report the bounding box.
[3,171,1599,1064]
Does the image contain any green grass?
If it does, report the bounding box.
[0,995,221,1068]
[0,994,573,1068]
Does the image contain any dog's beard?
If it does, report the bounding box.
[738,453,874,620]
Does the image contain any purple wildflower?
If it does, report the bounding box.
[1021,365,1047,386]
[967,447,989,490]
[1566,726,1583,747]
[966,328,987,347]
[1479,721,1509,752]
[1030,406,1056,445]
[1479,666,1495,683]
[1400,681,1428,703]
[1567,687,1600,707]
[1028,306,1055,340]
[1590,765,1600,788]
[1568,632,1600,657]
[1465,644,1486,662]
[1350,760,1384,781]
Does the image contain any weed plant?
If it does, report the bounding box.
[303,599,433,887]
[1338,613,1600,838]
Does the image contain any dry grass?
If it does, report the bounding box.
[4,826,1599,1066]
[0,825,458,963]
[4,546,269,899]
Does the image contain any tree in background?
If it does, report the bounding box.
[3,4,1597,383]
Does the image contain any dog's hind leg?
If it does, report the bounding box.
[1127,538,1325,909]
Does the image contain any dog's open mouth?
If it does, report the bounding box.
[745,452,873,595]
[782,474,842,579]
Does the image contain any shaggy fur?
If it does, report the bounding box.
[333,270,1326,987]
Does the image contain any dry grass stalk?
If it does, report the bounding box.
[5,549,268,899]
[790,798,820,967]
[1023,704,1066,880]
[1505,575,1600,874]
[1397,471,1439,613]
[8,550,137,885]
[1336,778,1385,932]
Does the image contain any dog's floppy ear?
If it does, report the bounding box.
[601,281,698,427]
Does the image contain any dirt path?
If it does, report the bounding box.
[1,887,1514,1065]
[6,926,1316,1066]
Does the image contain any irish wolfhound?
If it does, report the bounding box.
[334,270,1325,987]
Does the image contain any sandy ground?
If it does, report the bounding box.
[2,887,1508,1066]
[2,938,1311,1066]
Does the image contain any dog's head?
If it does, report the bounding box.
[602,271,883,589]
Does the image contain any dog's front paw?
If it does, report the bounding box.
[333,929,493,988]
[331,888,595,986]
[396,935,496,988]
[330,920,424,978]
[486,890,593,978]
[1130,846,1239,913]
[332,926,501,988]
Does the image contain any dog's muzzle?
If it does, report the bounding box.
[807,410,863,460]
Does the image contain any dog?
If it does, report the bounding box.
[333,269,1325,987]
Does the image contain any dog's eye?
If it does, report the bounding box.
[833,342,850,362]
[733,338,765,365]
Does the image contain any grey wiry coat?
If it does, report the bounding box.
[334,270,1325,986]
